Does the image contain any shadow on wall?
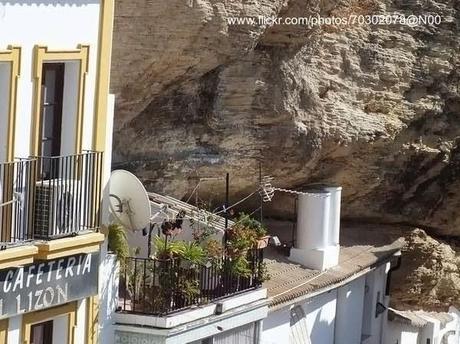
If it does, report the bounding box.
[304,291,337,344]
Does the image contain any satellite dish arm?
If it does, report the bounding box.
[109,194,123,212]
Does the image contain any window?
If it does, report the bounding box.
[22,302,77,344]
[0,61,11,161]
[31,45,89,157]
[40,63,65,158]
[30,320,53,344]
[0,46,20,162]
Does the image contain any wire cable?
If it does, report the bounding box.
[213,190,259,215]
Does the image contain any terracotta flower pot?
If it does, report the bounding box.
[256,236,270,249]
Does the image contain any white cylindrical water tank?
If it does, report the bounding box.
[322,185,342,246]
[296,190,331,250]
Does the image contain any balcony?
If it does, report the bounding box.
[34,151,103,240]
[118,249,265,316]
[0,158,37,247]
[0,151,103,249]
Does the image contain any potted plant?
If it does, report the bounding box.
[153,236,185,260]
[226,223,257,257]
[151,236,184,304]
[108,224,145,310]
[233,213,270,249]
[204,239,223,260]
[107,223,130,269]
[179,242,205,268]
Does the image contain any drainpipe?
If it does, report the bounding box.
[385,251,402,296]
[380,251,402,344]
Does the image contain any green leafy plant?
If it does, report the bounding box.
[235,213,267,238]
[108,224,129,263]
[227,223,257,255]
[153,236,185,260]
[204,239,223,260]
[230,256,252,278]
[179,279,200,300]
[180,242,206,265]
[258,262,270,282]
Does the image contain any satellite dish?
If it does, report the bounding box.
[109,170,151,231]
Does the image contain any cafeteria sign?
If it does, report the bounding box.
[0,252,98,318]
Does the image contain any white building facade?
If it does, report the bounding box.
[386,307,460,344]
[0,0,115,343]
[262,188,402,344]
[262,262,394,344]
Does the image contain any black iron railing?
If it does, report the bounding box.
[0,159,37,247]
[34,151,103,239]
[119,250,264,316]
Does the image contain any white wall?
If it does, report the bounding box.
[385,307,460,344]
[263,290,338,344]
[419,319,436,344]
[0,0,101,158]
[262,308,291,344]
[362,265,388,344]
[126,210,224,258]
[263,266,393,344]
[444,307,460,344]
[99,253,119,344]
[335,275,365,344]
[385,321,419,344]
[305,291,337,344]
[1,3,115,344]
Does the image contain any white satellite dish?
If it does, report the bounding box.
[109,170,151,231]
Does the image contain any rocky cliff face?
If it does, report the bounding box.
[391,229,460,311]
[111,0,460,235]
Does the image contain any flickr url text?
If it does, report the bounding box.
[227,14,442,28]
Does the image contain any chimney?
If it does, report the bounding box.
[289,185,342,271]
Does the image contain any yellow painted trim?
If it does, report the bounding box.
[0,245,37,270]
[35,233,104,260]
[0,46,20,161]
[35,244,101,261]
[31,45,90,156]
[37,232,104,251]
[22,302,77,344]
[85,296,99,344]
[93,0,114,152]
[0,319,8,344]
[86,5,115,341]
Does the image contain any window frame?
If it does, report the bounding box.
[31,45,89,157]
[0,46,21,161]
[22,302,77,344]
